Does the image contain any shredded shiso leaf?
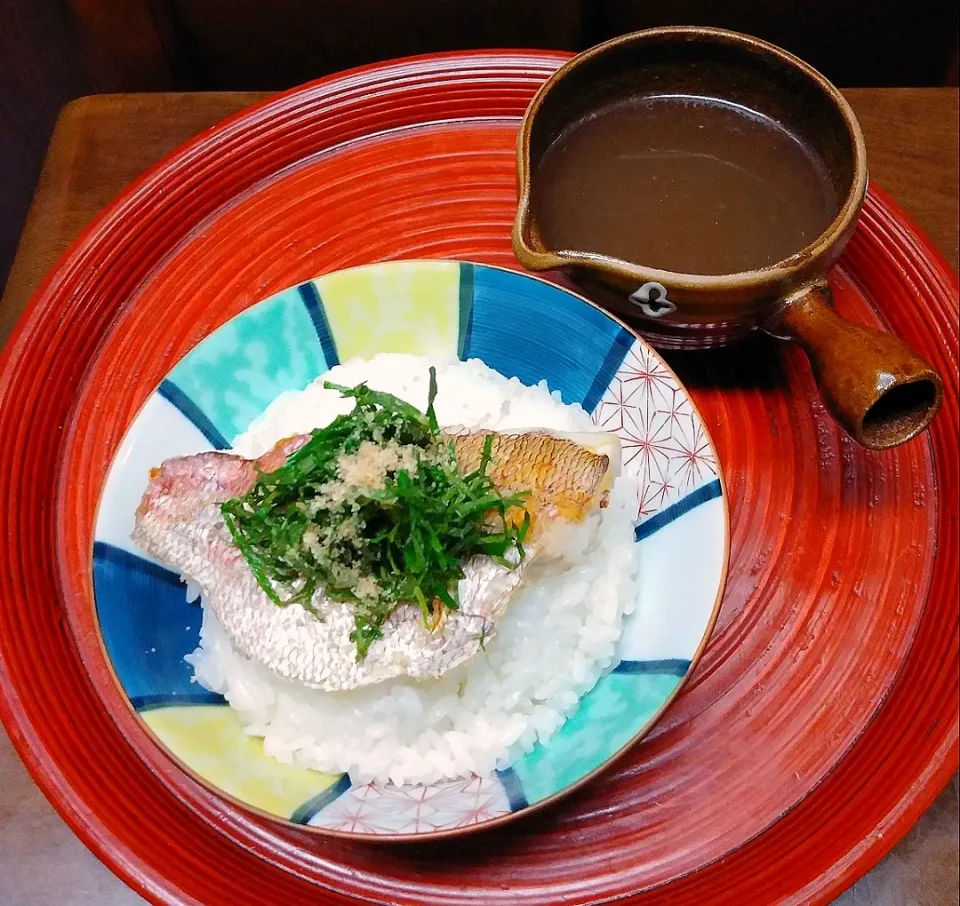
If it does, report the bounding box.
[221,368,530,659]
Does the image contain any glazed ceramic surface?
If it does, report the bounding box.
[0,53,955,906]
[92,260,727,838]
[513,28,942,449]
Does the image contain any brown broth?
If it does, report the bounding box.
[532,94,840,275]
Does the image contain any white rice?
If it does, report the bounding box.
[187,354,640,786]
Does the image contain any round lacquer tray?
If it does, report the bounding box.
[0,51,956,906]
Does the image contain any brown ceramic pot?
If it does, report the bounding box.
[513,27,943,450]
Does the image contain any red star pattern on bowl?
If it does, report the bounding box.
[592,343,718,518]
[308,775,512,834]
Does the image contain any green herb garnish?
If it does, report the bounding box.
[221,368,529,659]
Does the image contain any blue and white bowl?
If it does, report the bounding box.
[93,260,728,839]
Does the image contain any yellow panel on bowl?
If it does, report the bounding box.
[142,704,339,818]
[315,260,462,360]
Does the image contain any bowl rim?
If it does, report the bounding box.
[75,258,731,843]
[513,25,869,296]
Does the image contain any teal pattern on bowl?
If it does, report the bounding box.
[93,260,728,838]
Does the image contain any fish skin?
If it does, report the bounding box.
[133,431,613,691]
[448,430,611,537]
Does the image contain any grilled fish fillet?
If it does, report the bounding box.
[448,429,617,538]
[133,429,617,691]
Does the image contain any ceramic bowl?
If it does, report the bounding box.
[513,27,943,450]
[92,259,727,840]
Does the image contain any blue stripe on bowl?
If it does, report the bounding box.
[462,267,633,411]
[613,658,691,676]
[297,281,340,367]
[457,262,475,358]
[93,541,204,702]
[581,326,635,413]
[157,380,230,450]
[635,478,723,541]
[494,766,529,812]
[132,692,226,711]
[291,773,352,825]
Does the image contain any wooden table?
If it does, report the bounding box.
[0,89,957,906]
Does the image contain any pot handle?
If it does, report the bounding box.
[764,282,943,450]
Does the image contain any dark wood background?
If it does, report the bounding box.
[2,0,958,296]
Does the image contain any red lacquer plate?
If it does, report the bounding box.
[0,51,957,906]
